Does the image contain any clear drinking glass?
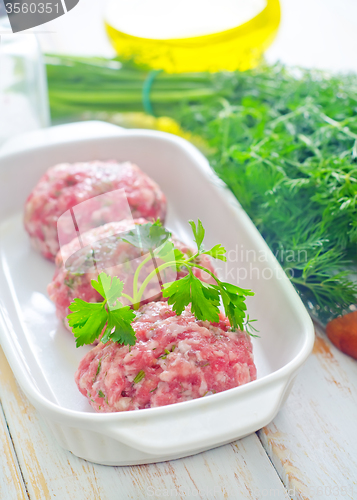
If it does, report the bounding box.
[0,16,50,148]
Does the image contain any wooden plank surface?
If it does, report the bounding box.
[0,347,290,500]
[259,325,357,500]
[0,401,28,500]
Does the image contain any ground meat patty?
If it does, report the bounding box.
[48,219,216,331]
[24,161,167,260]
[75,301,257,412]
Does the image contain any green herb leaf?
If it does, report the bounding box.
[68,299,108,347]
[189,219,205,252]
[64,277,75,289]
[216,281,254,331]
[244,315,260,337]
[163,273,221,323]
[67,273,136,347]
[93,359,102,382]
[91,272,124,307]
[203,244,227,262]
[161,219,256,332]
[153,240,185,271]
[133,370,145,384]
[121,220,170,251]
[101,306,137,346]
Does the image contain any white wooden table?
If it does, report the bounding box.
[1,323,356,500]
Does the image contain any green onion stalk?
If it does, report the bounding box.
[45,54,233,120]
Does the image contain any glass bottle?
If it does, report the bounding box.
[104,0,281,73]
[0,15,49,148]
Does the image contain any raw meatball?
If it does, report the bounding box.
[24,161,167,260]
[48,219,216,331]
[75,301,257,412]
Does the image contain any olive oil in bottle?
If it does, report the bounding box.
[104,0,280,73]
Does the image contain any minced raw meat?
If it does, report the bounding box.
[75,301,257,412]
[24,161,167,260]
[48,219,216,331]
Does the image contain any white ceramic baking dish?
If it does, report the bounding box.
[0,121,314,466]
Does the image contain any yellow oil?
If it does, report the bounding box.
[105,0,280,73]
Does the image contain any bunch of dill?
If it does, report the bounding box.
[176,64,357,319]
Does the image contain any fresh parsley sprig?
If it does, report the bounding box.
[68,273,136,347]
[67,219,257,347]
[161,220,255,332]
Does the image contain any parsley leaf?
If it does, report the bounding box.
[188,220,227,263]
[91,272,124,307]
[121,220,171,251]
[162,220,256,333]
[155,241,186,271]
[188,219,205,252]
[162,276,190,315]
[203,244,227,262]
[216,281,254,331]
[101,306,137,345]
[163,273,221,323]
[68,299,108,347]
[67,273,136,347]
